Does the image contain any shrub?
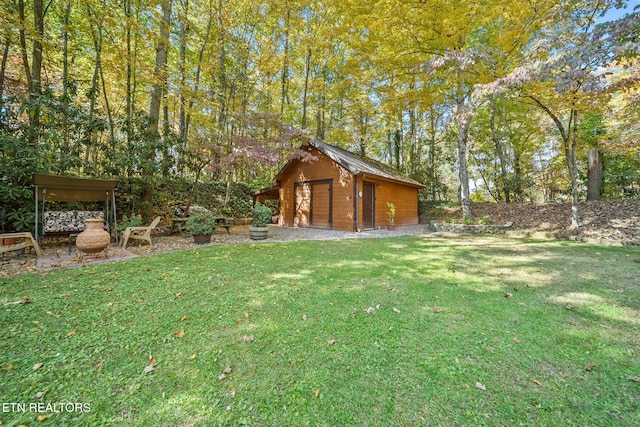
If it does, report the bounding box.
[183,212,217,235]
[252,203,272,227]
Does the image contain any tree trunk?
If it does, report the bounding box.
[529,95,580,230]
[124,0,132,164]
[148,0,172,135]
[178,0,189,140]
[99,63,115,142]
[587,147,602,201]
[394,127,402,171]
[301,47,311,129]
[61,1,71,157]
[143,0,173,218]
[513,147,523,202]
[456,77,473,220]
[428,109,438,201]
[489,98,510,203]
[31,0,43,104]
[280,3,290,117]
[21,0,44,146]
[568,109,579,230]
[185,0,213,148]
[315,89,325,140]
[0,35,10,117]
[17,0,32,94]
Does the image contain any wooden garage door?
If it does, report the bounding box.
[294,183,311,227]
[294,180,332,228]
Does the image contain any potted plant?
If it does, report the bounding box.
[386,202,396,231]
[183,212,217,244]
[249,203,271,240]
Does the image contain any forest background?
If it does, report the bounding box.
[1,0,638,232]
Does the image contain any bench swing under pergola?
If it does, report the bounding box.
[33,174,119,247]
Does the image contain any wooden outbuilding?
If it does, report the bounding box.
[255,139,424,232]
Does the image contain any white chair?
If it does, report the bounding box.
[121,216,161,249]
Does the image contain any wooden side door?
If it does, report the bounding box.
[311,181,332,229]
[362,182,375,230]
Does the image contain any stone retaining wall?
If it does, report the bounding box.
[429,221,514,234]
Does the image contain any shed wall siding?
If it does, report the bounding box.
[356,177,419,230]
[279,148,355,231]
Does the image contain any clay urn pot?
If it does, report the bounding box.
[76,218,110,254]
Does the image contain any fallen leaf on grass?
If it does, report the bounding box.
[504,292,512,298]
[180,315,187,321]
[585,364,597,371]
[33,362,44,370]
[219,366,232,380]
[2,364,13,370]
[37,415,47,421]
[188,354,197,361]
[314,389,320,399]
[148,355,156,365]
[302,314,307,321]
[67,330,76,337]
[172,330,185,338]
[327,339,336,345]
[243,335,255,343]
[392,307,401,313]
[143,365,156,374]
[628,375,640,382]
[94,360,104,370]
[244,311,250,318]
[433,304,441,313]
[533,379,542,386]
[565,303,574,310]
[475,381,486,391]
[513,337,521,344]
[3,297,31,306]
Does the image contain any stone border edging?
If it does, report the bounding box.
[429,221,514,234]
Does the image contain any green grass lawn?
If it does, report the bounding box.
[1,235,639,426]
